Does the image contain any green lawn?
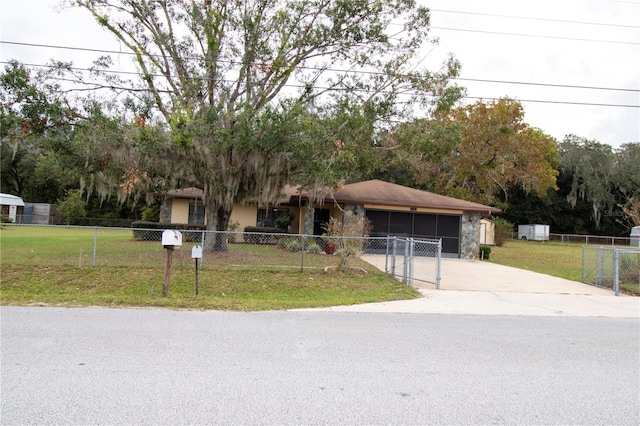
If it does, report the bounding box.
[0,225,418,310]
[489,240,584,281]
[489,239,639,295]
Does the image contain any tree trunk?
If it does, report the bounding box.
[203,197,232,252]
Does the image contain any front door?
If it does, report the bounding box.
[313,209,331,235]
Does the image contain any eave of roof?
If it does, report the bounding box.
[0,193,25,207]
[166,181,501,214]
[311,180,501,214]
[166,187,204,199]
[167,186,303,205]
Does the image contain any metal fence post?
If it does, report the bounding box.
[408,238,414,286]
[92,227,98,267]
[613,249,619,296]
[581,246,585,283]
[385,235,390,274]
[436,239,442,289]
[402,238,409,284]
[300,234,305,272]
[391,237,397,279]
[597,248,603,286]
[200,230,205,269]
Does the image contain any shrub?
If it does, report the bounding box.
[283,238,302,252]
[1,215,14,223]
[131,221,206,242]
[493,217,514,247]
[480,245,491,260]
[57,189,86,225]
[305,242,321,254]
[275,212,295,230]
[141,205,160,222]
[323,211,372,269]
[244,226,283,244]
[227,220,241,243]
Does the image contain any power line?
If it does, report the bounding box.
[463,96,638,108]
[455,77,639,93]
[4,61,638,109]
[430,26,640,45]
[2,41,638,93]
[429,8,640,29]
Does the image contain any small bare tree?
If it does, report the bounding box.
[323,211,372,270]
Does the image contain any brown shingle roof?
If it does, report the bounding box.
[330,180,501,214]
[167,186,302,205]
[166,187,204,199]
[167,181,501,213]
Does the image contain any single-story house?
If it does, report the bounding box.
[0,193,25,222]
[162,180,501,259]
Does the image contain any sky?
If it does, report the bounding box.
[0,0,638,148]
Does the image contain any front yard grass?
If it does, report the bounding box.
[489,239,639,295]
[0,225,418,310]
[488,239,583,281]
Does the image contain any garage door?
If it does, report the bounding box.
[366,209,460,256]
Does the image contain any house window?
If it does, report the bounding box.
[257,208,289,227]
[188,202,205,225]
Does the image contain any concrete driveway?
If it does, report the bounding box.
[305,256,640,317]
[439,259,613,294]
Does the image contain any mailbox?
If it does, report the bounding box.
[162,230,183,248]
[191,245,203,259]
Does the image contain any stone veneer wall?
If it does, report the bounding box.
[303,204,315,235]
[343,204,366,225]
[460,212,482,259]
[159,198,173,224]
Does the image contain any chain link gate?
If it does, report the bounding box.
[385,237,442,288]
[582,246,640,296]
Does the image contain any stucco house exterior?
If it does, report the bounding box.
[162,180,500,259]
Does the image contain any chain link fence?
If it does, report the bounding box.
[362,237,442,288]
[508,232,632,246]
[582,246,640,296]
[1,225,441,288]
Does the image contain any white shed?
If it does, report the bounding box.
[480,219,496,245]
[0,193,25,222]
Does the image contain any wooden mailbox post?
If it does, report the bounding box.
[161,230,183,297]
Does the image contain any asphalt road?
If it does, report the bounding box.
[2,306,639,425]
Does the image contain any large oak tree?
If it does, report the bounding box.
[69,0,463,250]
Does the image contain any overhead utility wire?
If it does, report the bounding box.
[2,42,638,93]
[454,77,639,93]
[4,61,638,109]
[463,96,638,108]
[429,26,640,45]
[429,8,640,29]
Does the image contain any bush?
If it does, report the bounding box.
[323,211,371,269]
[57,189,86,225]
[244,226,284,244]
[131,221,206,242]
[305,242,321,254]
[1,215,14,223]
[141,205,160,222]
[493,217,514,247]
[275,212,294,230]
[283,238,302,252]
[480,245,491,260]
